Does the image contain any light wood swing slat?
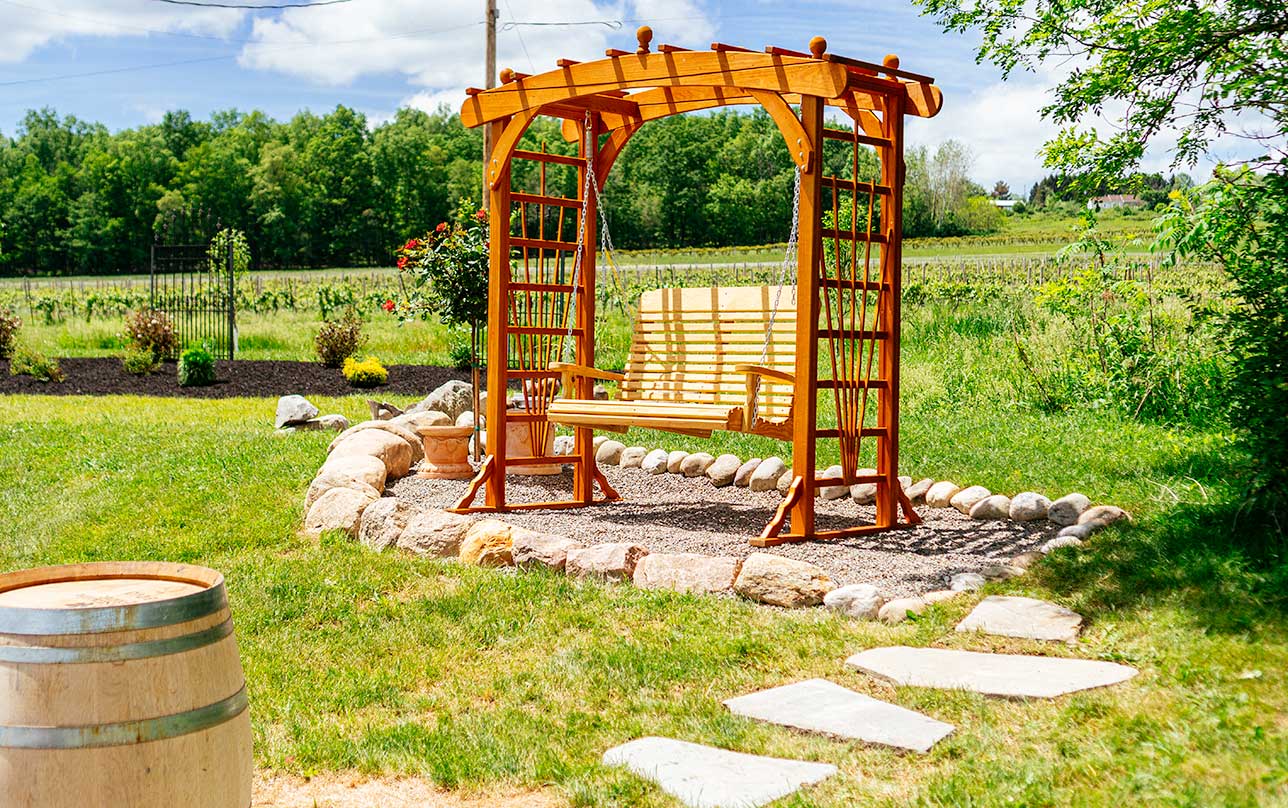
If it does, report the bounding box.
[451,27,942,544]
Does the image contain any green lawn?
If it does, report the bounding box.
[0,393,1283,806]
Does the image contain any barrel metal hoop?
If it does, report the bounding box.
[0,582,227,636]
[0,685,249,750]
[0,619,234,664]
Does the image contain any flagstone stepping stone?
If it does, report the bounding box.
[602,736,836,808]
[955,595,1083,642]
[846,647,1137,699]
[723,678,954,753]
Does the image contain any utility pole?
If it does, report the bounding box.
[481,0,497,212]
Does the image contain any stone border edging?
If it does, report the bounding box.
[292,384,1133,624]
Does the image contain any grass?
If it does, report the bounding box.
[0,391,1284,806]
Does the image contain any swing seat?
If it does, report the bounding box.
[546,286,798,438]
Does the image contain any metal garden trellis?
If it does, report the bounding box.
[148,241,237,361]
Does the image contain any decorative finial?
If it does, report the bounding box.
[883,53,900,70]
[499,67,516,84]
[809,36,827,58]
[636,26,653,54]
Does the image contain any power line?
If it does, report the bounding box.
[500,0,535,73]
[149,0,354,8]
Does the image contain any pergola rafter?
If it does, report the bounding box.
[451,27,943,545]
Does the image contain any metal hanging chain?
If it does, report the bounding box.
[561,111,596,364]
[748,165,802,424]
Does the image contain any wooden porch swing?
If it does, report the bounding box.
[451,27,943,545]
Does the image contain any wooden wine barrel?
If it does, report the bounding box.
[0,562,252,807]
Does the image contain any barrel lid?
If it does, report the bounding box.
[0,562,226,635]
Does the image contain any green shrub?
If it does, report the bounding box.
[0,310,20,359]
[121,348,160,376]
[448,338,473,371]
[314,311,366,368]
[177,345,217,387]
[8,346,64,383]
[123,309,178,359]
[342,355,387,388]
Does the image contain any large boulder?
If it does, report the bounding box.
[565,543,649,581]
[512,531,584,570]
[666,450,689,474]
[596,440,627,465]
[749,457,788,492]
[391,410,452,433]
[328,420,423,464]
[1048,493,1091,526]
[733,553,834,608]
[925,481,961,508]
[950,485,992,515]
[459,519,515,566]
[316,453,387,494]
[823,583,884,620]
[733,458,762,487]
[705,454,742,487]
[1078,505,1130,527]
[304,487,378,538]
[878,597,927,624]
[632,553,740,594]
[680,452,716,477]
[620,447,648,468]
[275,395,319,429]
[411,380,474,421]
[357,497,418,551]
[304,468,381,512]
[396,510,474,557]
[818,465,848,500]
[905,478,934,504]
[641,448,670,474]
[969,494,1012,520]
[329,430,413,479]
[1009,492,1051,522]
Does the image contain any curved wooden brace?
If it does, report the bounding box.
[596,122,642,180]
[486,109,540,190]
[746,90,812,172]
[462,51,849,128]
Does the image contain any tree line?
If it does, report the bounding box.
[0,105,1001,276]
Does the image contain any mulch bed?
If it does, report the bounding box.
[0,357,468,399]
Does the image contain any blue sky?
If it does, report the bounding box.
[0,0,1205,192]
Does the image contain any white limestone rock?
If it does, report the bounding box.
[878,597,926,624]
[641,448,670,474]
[1009,491,1052,522]
[620,446,648,468]
[357,497,417,552]
[275,394,318,429]
[596,439,627,465]
[969,494,1012,520]
[705,454,742,487]
[681,452,716,477]
[925,481,961,508]
[396,510,474,557]
[304,487,378,539]
[734,553,834,608]
[823,583,884,620]
[1047,493,1091,526]
[633,553,740,594]
[950,485,992,515]
[733,458,762,487]
[565,543,649,581]
[749,457,788,492]
[666,450,689,474]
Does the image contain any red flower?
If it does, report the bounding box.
[382,299,396,312]
[475,209,487,221]
[403,238,420,250]
[396,256,408,269]
[435,222,448,233]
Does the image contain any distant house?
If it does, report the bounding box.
[991,199,1018,209]
[1087,194,1146,210]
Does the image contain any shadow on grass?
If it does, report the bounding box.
[1037,501,1287,634]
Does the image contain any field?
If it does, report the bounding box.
[2,207,1284,805]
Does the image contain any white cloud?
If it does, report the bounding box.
[0,0,242,64]
[238,0,714,90]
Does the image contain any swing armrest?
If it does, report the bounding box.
[735,364,796,384]
[737,364,796,422]
[549,362,625,398]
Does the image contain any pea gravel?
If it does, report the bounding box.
[390,464,1060,597]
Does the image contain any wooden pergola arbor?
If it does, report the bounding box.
[452,27,944,545]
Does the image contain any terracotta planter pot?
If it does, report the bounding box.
[505,418,560,476]
[417,425,474,479]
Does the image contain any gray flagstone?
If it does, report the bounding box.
[601,736,837,808]
[723,678,954,753]
[955,595,1083,642]
[846,646,1137,698]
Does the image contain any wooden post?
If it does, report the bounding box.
[481,0,497,211]
[874,92,905,528]
[789,94,824,539]
[484,119,510,509]
[573,114,601,505]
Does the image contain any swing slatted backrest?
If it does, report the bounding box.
[624,286,796,420]
[546,285,797,437]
